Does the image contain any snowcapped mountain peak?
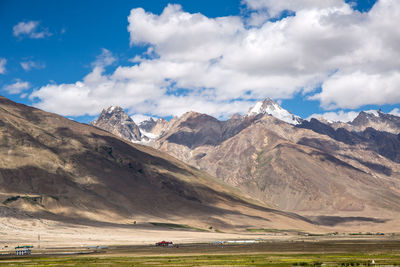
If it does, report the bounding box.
[247,97,302,125]
[248,98,281,114]
[105,105,123,114]
[365,110,381,117]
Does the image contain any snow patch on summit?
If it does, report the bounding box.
[107,106,117,113]
[365,110,380,117]
[247,98,302,125]
[248,101,263,115]
[140,129,159,139]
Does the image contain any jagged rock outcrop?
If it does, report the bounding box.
[90,106,143,142]
[138,117,156,132]
[298,118,400,163]
[139,117,169,137]
[350,110,400,134]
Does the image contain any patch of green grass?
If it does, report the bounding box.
[348,232,384,236]
[21,196,43,206]
[2,195,42,206]
[149,222,208,232]
[3,195,20,205]
[49,195,59,201]
[246,228,301,233]
[0,252,399,266]
[349,232,364,235]
[246,229,341,237]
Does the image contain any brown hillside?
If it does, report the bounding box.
[0,96,316,232]
[153,112,400,229]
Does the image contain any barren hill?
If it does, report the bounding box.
[89,99,400,231]
[0,96,318,232]
[152,112,400,219]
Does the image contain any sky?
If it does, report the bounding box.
[1,0,400,124]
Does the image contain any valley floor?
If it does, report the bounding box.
[1,239,400,266]
[1,215,400,247]
[1,216,400,266]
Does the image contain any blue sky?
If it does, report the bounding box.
[1,0,399,123]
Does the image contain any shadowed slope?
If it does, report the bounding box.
[0,96,316,231]
[152,113,400,230]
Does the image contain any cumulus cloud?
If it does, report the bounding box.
[0,58,6,74]
[310,71,400,109]
[3,79,30,94]
[30,60,253,118]
[308,110,359,122]
[131,114,152,124]
[389,108,400,117]
[243,0,344,12]
[31,1,400,119]
[20,60,45,71]
[129,55,146,63]
[243,0,345,21]
[92,48,116,68]
[13,21,51,39]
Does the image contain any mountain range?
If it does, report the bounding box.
[0,95,320,232]
[1,94,399,232]
[91,98,400,228]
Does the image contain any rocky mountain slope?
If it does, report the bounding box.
[90,106,143,142]
[0,96,318,231]
[90,107,173,143]
[92,98,400,228]
[350,110,400,134]
[139,117,171,139]
[154,113,400,212]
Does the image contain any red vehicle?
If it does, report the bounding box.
[155,241,173,247]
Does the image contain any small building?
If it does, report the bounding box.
[155,241,173,247]
[15,248,31,256]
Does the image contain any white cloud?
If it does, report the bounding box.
[30,61,254,118]
[129,55,145,63]
[20,61,45,71]
[92,48,116,68]
[131,114,152,124]
[243,0,345,18]
[389,108,400,117]
[13,21,51,39]
[0,58,6,74]
[242,0,347,26]
[31,1,400,118]
[308,110,359,122]
[3,79,30,94]
[20,93,28,99]
[310,71,400,109]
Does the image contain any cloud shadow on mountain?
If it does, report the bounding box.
[308,215,388,227]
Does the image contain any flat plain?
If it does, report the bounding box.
[1,235,400,266]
